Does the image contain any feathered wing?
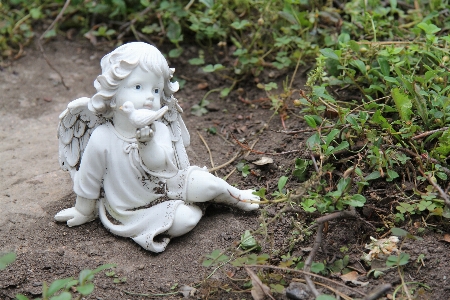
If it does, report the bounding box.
[161,96,190,170]
[58,97,104,179]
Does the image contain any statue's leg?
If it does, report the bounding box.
[185,169,259,211]
[167,203,202,237]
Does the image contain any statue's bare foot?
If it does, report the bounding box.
[235,189,260,211]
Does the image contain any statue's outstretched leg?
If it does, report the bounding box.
[185,169,260,211]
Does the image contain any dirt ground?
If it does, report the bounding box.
[0,38,449,299]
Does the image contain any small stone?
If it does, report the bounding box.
[285,282,311,300]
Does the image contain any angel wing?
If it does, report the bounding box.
[161,95,190,170]
[58,97,104,179]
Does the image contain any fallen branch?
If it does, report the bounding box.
[303,207,358,296]
[245,265,366,297]
[412,126,449,140]
[391,146,450,176]
[303,222,323,297]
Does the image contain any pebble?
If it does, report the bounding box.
[285,282,311,300]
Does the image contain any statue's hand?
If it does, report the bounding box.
[55,207,96,227]
[136,124,156,143]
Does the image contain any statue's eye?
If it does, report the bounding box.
[135,85,141,90]
[154,88,159,94]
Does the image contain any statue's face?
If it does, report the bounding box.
[115,66,164,111]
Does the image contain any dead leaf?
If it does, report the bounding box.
[244,266,274,300]
[253,157,273,166]
[197,82,208,90]
[442,234,450,243]
[341,271,358,281]
[340,271,369,287]
[178,285,196,298]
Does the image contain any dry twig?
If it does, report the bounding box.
[197,131,216,176]
[38,0,71,90]
[363,283,392,300]
[231,133,300,156]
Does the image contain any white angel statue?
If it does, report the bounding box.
[54,42,259,253]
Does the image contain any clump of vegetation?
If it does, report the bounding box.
[1,252,115,300]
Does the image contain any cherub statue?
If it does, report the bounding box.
[54,42,259,253]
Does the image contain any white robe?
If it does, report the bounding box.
[73,122,196,252]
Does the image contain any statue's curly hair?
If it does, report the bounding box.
[89,42,179,118]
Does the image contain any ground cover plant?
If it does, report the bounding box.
[2,0,450,299]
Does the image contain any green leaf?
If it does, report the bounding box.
[166,22,182,42]
[331,141,349,154]
[15,295,29,300]
[325,129,340,146]
[231,20,250,30]
[0,252,16,270]
[30,7,42,19]
[306,133,320,151]
[270,283,285,294]
[169,48,183,58]
[304,115,317,128]
[310,262,325,273]
[253,188,266,198]
[278,176,288,192]
[79,270,94,284]
[365,171,381,181]
[202,249,229,267]
[316,295,338,300]
[378,57,390,76]
[50,291,72,300]
[77,283,95,295]
[48,278,74,297]
[43,29,57,39]
[391,227,408,237]
[301,198,317,212]
[264,82,278,91]
[387,169,399,181]
[320,48,339,60]
[417,22,441,34]
[202,64,225,72]
[391,88,412,121]
[241,165,250,177]
[240,230,260,250]
[188,57,205,65]
[386,253,410,267]
[351,60,366,75]
[278,11,298,24]
[345,194,366,207]
[199,0,213,8]
[92,264,116,274]
[220,87,231,97]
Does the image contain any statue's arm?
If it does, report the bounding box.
[55,127,106,226]
[138,121,176,171]
[54,195,97,227]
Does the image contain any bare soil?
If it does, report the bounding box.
[0,38,449,299]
